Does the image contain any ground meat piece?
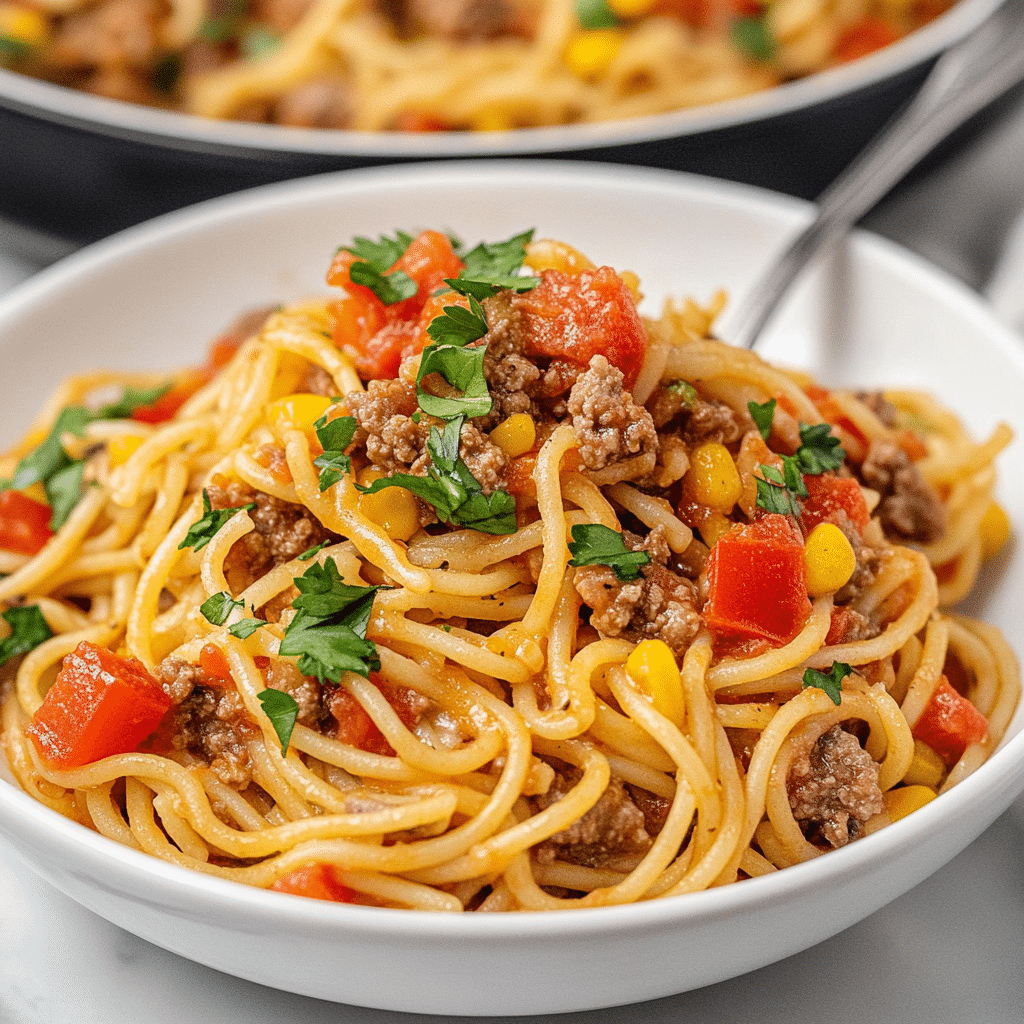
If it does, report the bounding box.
[480,292,542,425]
[625,783,671,837]
[859,438,946,544]
[272,76,353,129]
[406,0,537,39]
[567,355,657,473]
[856,390,899,428]
[50,0,165,69]
[573,538,701,657]
[454,422,508,494]
[534,768,653,869]
[347,378,429,474]
[206,481,337,594]
[299,363,336,397]
[646,383,693,430]
[157,657,258,787]
[82,65,155,104]
[681,398,747,447]
[787,724,884,848]
[264,659,327,728]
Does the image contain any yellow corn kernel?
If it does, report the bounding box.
[884,784,937,823]
[0,4,49,47]
[979,500,1010,560]
[608,0,656,16]
[108,435,144,468]
[357,467,420,542]
[564,28,625,79]
[803,522,856,597]
[625,639,685,727]
[699,509,733,548]
[903,739,946,789]
[489,413,536,458]
[688,442,743,512]
[265,394,333,444]
[472,107,512,132]
[269,352,311,400]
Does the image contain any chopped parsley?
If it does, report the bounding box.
[667,379,698,410]
[228,618,266,639]
[342,231,417,305]
[748,398,776,442]
[198,0,248,43]
[257,688,300,756]
[96,382,173,420]
[313,413,358,492]
[356,415,516,535]
[574,0,619,30]
[278,557,383,683]
[755,461,805,517]
[802,662,853,706]
[416,331,492,420]
[425,295,489,348]
[0,605,53,668]
[298,540,330,561]
[446,229,540,297]
[567,523,651,582]
[732,14,775,62]
[200,591,246,626]
[178,490,256,551]
[795,421,846,475]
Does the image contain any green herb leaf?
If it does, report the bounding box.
[801,662,853,706]
[198,0,248,43]
[416,342,492,420]
[200,591,246,626]
[356,416,516,535]
[443,229,540,298]
[257,688,300,756]
[44,460,86,532]
[96,382,173,420]
[313,412,359,491]
[0,35,35,63]
[567,523,651,582]
[348,262,418,305]
[344,232,415,273]
[426,295,488,347]
[0,605,53,668]
[228,618,266,639]
[732,14,775,62]
[667,379,698,409]
[178,490,256,551]
[796,422,846,475]
[755,464,803,517]
[575,0,619,30]
[748,398,776,442]
[239,24,280,58]
[298,540,329,561]
[7,406,90,493]
[278,558,383,683]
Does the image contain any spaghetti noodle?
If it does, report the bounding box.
[1,0,956,131]
[0,227,1017,912]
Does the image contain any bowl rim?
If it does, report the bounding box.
[0,0,1004,159]
[1,159,1023,946]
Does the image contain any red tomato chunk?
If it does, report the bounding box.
[27,641,172,769]
[0,490,54,554]
[912,676,988,766]
[271,863,355,903]
[703,513,812,646]
[800,473,869,535]
[515,267,648,389]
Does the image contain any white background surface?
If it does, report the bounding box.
[3,93,1024,1023]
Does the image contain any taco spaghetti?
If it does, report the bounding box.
[0,228,1017,911]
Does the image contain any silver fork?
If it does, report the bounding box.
[726,0,1024,351]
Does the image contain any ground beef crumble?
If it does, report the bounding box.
[787,724,884,848]
[859,438,946,544]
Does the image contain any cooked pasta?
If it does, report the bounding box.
[1,0,955,130]
[0,227,1017,913]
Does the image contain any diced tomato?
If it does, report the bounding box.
[26,641,172,769]
[895,428,928,462]
[0,490,54,554]
[703,513,811,646]
[654,0,759,26]
[328,685,394,756]
[270,862,355,903]
[394,111,451,132]
[514,267,648,389]
[130,368,210,424]
[800,472,870,535]
[826,605,862,646]
[912,675,988,766]
[199,643,234,686]
[834,17,900,63]
[390,230,464,311]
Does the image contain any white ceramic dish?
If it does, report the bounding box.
[0,161,1022,1017]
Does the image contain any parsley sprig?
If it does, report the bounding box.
[313,413,358,492]
[417,301,492,420]
[342,231,417,305]
[257,689,300,756]
[802,662,853,706]
[356,415,516,535]
[0,605,53,668]
[178,490,256,551]
[446,229,541,297]
[568,523,651,582]
[0,384,175,532]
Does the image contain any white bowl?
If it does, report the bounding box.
[0,161,1022,1017]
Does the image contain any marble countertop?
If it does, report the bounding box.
[3,79,1024,1024]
